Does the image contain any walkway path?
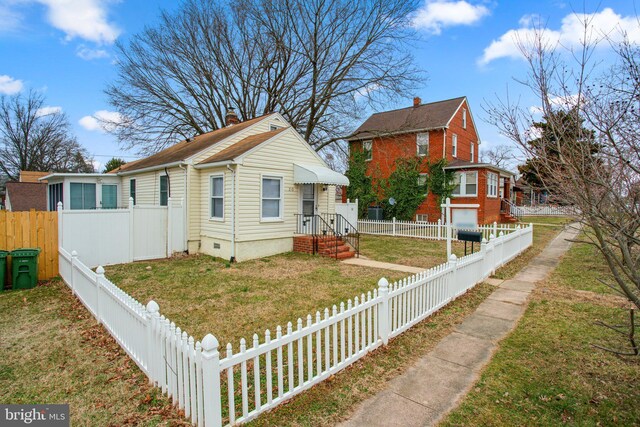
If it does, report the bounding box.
[338,224,581,427]
[342,256,425,274]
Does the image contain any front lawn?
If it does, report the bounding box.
[441,234,640,426]
[359,234,466,268]
[107,252,408,345]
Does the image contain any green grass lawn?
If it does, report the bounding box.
[520,215,574,227]
[0,280,188,426]
[106,252,408,346]
[359,234,466,268]
[441,236,640,426]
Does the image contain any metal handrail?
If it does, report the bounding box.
[295,214,340,258]
[321,213,360,258]
[500,198,522,218]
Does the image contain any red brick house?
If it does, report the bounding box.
[346,96,516,224]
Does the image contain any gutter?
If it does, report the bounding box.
[117,161,187,176]
[193,160,237,170]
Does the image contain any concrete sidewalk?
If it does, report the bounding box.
[342,256,426,274]
[338,225,580,427]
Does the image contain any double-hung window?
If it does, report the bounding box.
[70,183,96,210]
[416,133,429,157]
[470,142,475,162]
[160,175,168,206]
[452,171,477,197]
[452,134,458,157]
[462,109,467,129]
[210,175,224,219]
[362,140,372,161]
[487,172,498,198]
[262,176,282,220]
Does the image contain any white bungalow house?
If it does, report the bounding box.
[43,112,351,262]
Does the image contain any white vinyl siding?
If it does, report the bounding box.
[261,176,283,220]
[452,171,477,197]
[210,175,224,219]
[487,172,498,198]
[416,133,429,157]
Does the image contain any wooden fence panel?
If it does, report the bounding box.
[0,209,58,282]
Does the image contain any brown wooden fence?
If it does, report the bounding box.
[0,209,58,283]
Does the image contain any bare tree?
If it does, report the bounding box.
[485,22,639,354]
[0,91,94,180]
[480,144,517,169]
[106,0,424,155]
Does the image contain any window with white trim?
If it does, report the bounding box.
[416,214,429,222]
[452,171,477,196]
[452,134,458,157]
[262,176,283,220]
[416,133,429,156]
[362,140,372,161]
[470,142,474,162]
[487,172,498,198]
[417,173,428,196]
[462,109,467,129]
[210,175,224,219]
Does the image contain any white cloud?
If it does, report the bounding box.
[0,75,24,95]
[480,8,640,65]
[529,94,580,115]
[79,110,123,132]
[0,3,23,33]
[412,0,490,35]
[36,0,120,44]
[36,105,62,117]
[76,44,109,60]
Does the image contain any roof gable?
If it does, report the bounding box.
[198,127,288,164]
[5,182,47,211]
[348,96,466,140]
[116,113,277,174]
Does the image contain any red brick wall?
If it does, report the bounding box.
[293,236,315,254]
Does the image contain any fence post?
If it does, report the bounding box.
[70,250,78,295]
[167,197,173,258]
[392,217,396,236]
[95,266,104,324]
[480,238,488,279]
[437,218,442,240]
[201,333,222,427]
[146,300,160,385]
[448,254,457,300]
[493,221,497,238]
[489,234,496,275]
[129,197,135,262]
[377,278,390,345]
[498,231,505,267]
[57,202,63,249]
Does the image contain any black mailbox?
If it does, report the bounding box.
[457,230,482,242]
[457,230,483,256]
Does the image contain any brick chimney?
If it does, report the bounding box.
[413,97,421,107]
[225,108,240,126]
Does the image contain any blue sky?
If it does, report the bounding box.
[0,0,637,170]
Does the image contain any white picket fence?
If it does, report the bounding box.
[511,205,578,217]
[58,197,186,268]
[358,218,518,241]
[58,224,533,426]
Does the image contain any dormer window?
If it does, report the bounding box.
[416,133,429,157]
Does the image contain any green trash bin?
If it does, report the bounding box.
[0,250,8,290]
[11,248,41,290]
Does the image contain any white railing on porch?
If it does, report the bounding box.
[58,224,533,426]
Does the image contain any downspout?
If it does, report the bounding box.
[227,164,236,263]
[178,163,188,252]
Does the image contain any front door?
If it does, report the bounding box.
[302,184,316,216]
